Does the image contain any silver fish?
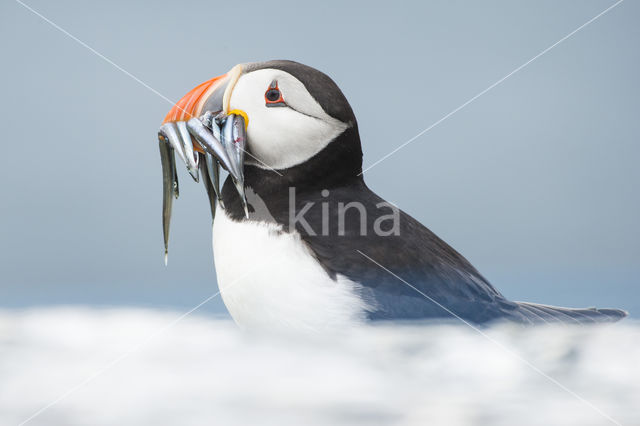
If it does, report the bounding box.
[158,134,179,266]
[186,117,238,181]
[205,152,224,209]
[159,123,187,171]
[176,121,199,182]
[198,152,217,222]
[221,114,249,218]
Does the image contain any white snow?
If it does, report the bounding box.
[0,307,638,426]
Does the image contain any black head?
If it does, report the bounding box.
[224,60,363,186]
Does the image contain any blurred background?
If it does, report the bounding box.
[1,0,638,315]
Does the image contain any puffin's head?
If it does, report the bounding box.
[158,61,362,260]
[230,60,357,170]
[163,60,360,172]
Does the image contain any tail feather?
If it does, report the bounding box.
[512,302,627,324]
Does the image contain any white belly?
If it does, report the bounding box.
[212,211,369,331]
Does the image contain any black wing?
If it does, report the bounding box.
[296,180,520,323]
[223,175,627,324]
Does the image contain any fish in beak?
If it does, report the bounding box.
[157,65,248,264]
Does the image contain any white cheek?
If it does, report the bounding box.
[229,69,348,170]
[247,108,346,170]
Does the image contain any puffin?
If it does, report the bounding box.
[157,60,627,330]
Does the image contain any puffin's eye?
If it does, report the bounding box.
[265,80,286,107]
[265,89,280,102]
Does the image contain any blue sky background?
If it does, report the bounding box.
[1,0,638,316]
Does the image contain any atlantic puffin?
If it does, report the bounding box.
[157,60,627,330]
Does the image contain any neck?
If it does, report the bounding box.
[221,126,364,222]
[249,125,362,190]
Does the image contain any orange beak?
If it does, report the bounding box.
[161,64,245,154]
[162,73,229,153]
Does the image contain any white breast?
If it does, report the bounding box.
[212,211,370,331]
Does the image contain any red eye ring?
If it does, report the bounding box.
[265,81,286,107]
